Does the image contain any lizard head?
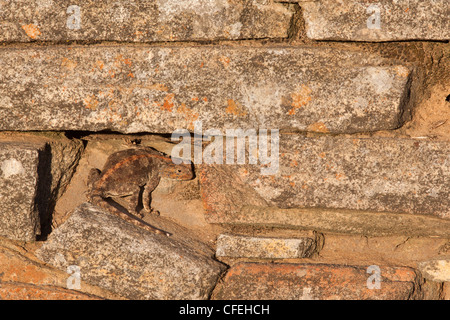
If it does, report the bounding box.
[163,161,195,180]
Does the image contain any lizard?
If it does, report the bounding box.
[87,147,194,237]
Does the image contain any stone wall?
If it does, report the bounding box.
[0,0,448,300]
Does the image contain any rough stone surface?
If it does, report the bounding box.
[300,0,450,41]
[216,234,316,259]
[315,235,450,267]
[222,206,450,238]
[0,143,43,240]
[0,282,101,300]
[0,45,411,134]
[35,203,226,300]
[0,0,292,42]
[199,136,450,225]
[418,258,450,282]
[212,263,421,300]
[0,236,124,299]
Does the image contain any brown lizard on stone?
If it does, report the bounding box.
[87,147,194,237]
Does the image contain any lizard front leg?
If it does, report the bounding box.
[142,173,161,217]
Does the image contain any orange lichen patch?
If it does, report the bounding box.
[162,93,175,112]
[318,152,326,159]
[192,97,199,102]
[202,97,208,102]
[61,57,77,71]
[95,60,105,70]
[226,99,247,117]
[22,24,41,39]
[127,72,135,78]
[83,95,99,110]
[288,84,312,115]
[114,54,132,67]
[177,103,199,131]
[335,173,345,180]
[290,159,299,167]
[308,122,329,133]
[218,56,231,68]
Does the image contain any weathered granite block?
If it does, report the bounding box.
[0,0,292,42]
[216,234,316,259]
[199,136,450,225]
[0,45,410,134]
[0,143,45,240]
[300,0,449,41]
[212,263,421,300]
[35,203,226,300]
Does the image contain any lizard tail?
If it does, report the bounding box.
[90,196,171,237]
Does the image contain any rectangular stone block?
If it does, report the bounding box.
[212,263,421,300]
[35,203,226,300]
[0,45,410,134]
[0,134,83,240]
[199,136,450,226]
[0,143,44,241]
[301,0,450,41]
[0,0,292,42]
[216,234,316,259]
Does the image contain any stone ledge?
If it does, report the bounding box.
[223,206,450,238]
[0,45,410,134]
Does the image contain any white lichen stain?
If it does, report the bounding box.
[241,84,282,126]
[365,67,394,95]
[228,22,242,38]
[156,0,228,17]
[1,158,25,178]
